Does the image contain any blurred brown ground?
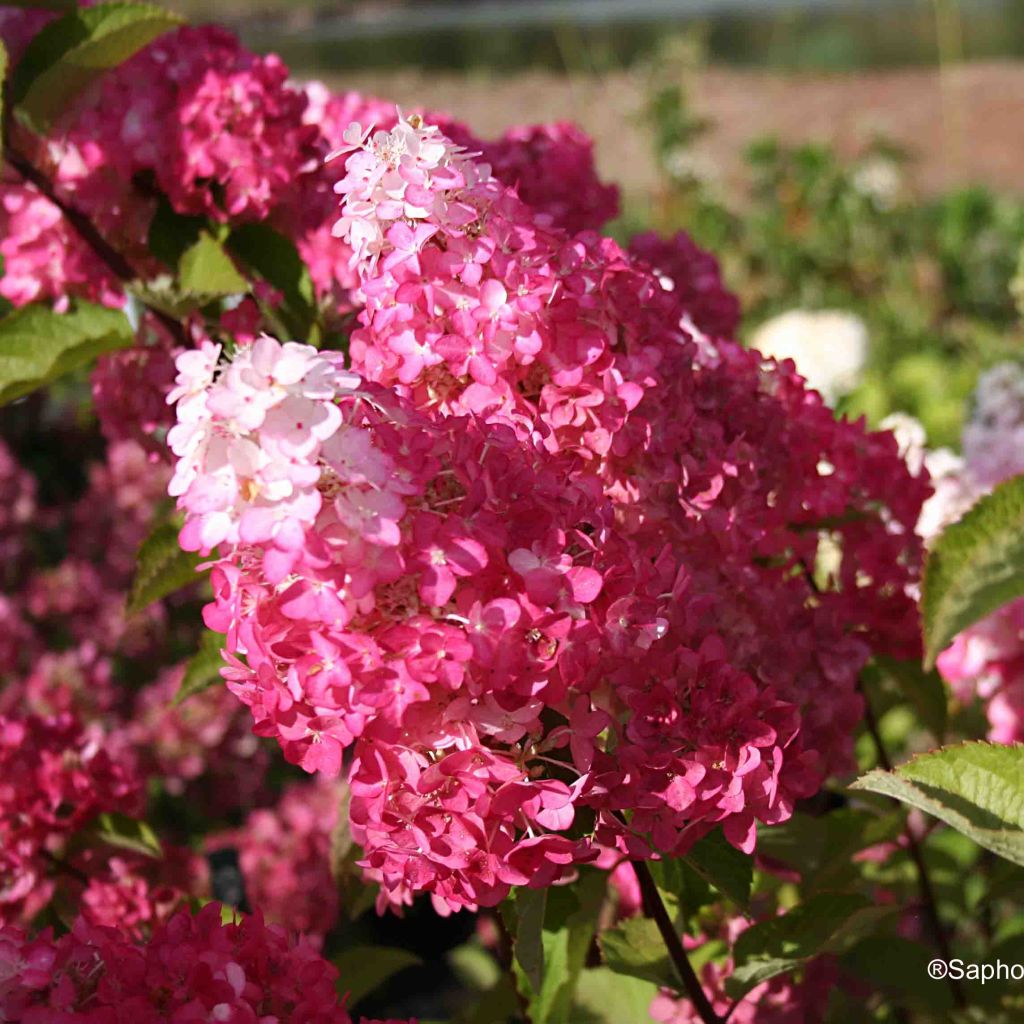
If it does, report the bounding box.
[322,60,1024,204]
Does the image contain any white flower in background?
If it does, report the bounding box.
[881,412,971,543]
[750,309,868,405]
[852,155,903,209]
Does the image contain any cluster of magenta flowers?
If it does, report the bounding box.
[168,114,930,916]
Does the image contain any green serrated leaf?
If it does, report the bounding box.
[174,630,226,705]
[598,916,675,989]
[91,812,162,858]
[12,2,183,128]
[178,232,248,298]
[333,945,421,1008]
[851,741,1024,866]
[227,223,318,342]
[0,301,134,405]
[725,892,875,999]
[127,518,204,615]
[682,828,753,908]
[922,474,1024,668]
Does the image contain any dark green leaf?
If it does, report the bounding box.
[333,945,421,1007]
[598,916,675,989]
[851,742,1024,866]
[12,2,183,128]
[682,828,753,908]
[648,856,711,922]
[178,232,248,298]
[127,518,204,615]
[174,630,225,705]
[505,871,607,1024]
[513,887,547,995]
[840,936,955,1014]
[922,474,1024,667]
[227,223,319,342]
[873,655,948,741]
[726,892,879,998]
[0,301,133,406]
[147,197,206,270]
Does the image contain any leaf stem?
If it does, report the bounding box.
[631,859,723,1024]
[859,680,967,1009]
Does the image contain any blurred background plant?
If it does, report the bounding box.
[172,0,1024,448]
[620,26,1024,447]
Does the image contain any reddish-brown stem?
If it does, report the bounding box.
[2,115,189,346]
[631,859,723,1024]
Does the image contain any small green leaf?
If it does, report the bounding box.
[227,223,319,342]
[12,2,183,128]
[598,916,675,989]
[90,812,162,858]
[682,828,753,908]
[851,741,1024,866]
[127,518,204,615]
[178,232,248,298]
[219,903,243,926]
[174,630,226,705]
[922,474,1024,668]
[333,945,421,1007]
[0,301,133,406]
[726,892,878,998]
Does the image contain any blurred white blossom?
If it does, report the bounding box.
[750,309,868,404]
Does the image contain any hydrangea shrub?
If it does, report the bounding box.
[1,4,1022,1023]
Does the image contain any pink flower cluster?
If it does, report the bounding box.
[168,114,928,915]
[441,118,620,234]
[208,777,343,946]
[912,363,1024,742]
[0,903,413,1024]
[0,712,143,926]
